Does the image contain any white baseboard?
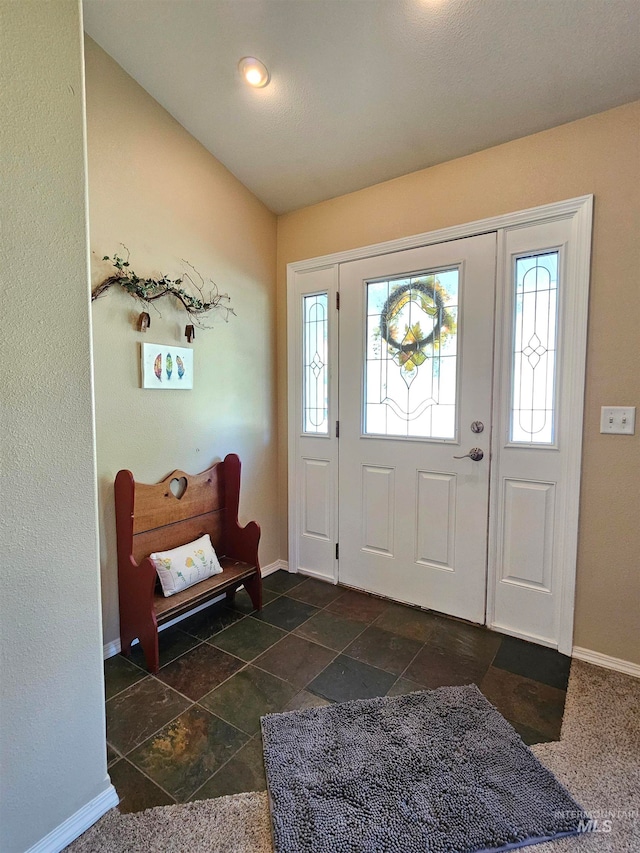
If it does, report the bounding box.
[102,637,122,659]
[103,559,287,659]
[262,559,286,576]
[26,783,118,853]
[572,646,640,679]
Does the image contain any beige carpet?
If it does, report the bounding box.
[67,661,639,852]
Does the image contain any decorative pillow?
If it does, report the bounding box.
[149,533,223,597]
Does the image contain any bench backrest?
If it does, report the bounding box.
[115,455,241,567]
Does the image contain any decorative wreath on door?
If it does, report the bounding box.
[379,277,456,372]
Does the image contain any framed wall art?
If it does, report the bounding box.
[141,343,194,390]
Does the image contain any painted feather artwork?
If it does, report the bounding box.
[142,343,193,390]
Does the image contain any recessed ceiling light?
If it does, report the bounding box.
[238,56,270,88]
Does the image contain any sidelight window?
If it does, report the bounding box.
[510,251,559,444]
[303,292,329,434]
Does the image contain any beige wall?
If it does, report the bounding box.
[0,3,112,851]
[277,101,640,664]
[84,38,278,648]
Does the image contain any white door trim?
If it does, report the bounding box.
[287,195,593,654]
[287,196,593,271]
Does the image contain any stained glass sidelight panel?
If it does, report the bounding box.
[303,293,329,434]
[364,270,459,439]
[510,251,559,444]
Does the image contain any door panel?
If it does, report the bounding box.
[361,465,395,555]
[500,479,555,591]
[302,457,332,539]
[416,471,456,568]
[338,234,497,622]
[290,266,339,582]
[489,218,585,646]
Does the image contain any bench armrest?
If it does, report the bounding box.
[226,518,261,569]
[118,554,159,646]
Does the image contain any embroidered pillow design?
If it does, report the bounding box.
[149,533,223,597]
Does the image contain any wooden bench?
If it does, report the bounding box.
[114,453,262,673]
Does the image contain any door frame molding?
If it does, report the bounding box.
[286,196,592,271]
[287,195,593,654]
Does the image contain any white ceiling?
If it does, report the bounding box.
[83,0,640,215]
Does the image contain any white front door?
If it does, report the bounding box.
[338,234,496,622]
[288,196,592,652]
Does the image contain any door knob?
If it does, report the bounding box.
[453,447,484,461]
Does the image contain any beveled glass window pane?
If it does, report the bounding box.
[364,269,459,439]
[510,251,559,444]
[303,293,329,434]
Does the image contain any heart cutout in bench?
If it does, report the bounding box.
[169,476,188,500]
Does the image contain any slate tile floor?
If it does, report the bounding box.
[104,571,571,813]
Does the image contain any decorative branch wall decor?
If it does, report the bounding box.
[91,248,235,327]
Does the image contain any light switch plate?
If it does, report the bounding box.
[600,406,636,435]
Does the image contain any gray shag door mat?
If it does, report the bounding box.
[261,684,586,853]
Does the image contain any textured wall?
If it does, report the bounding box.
[277,101,640,665]
[84,38,278,649]
[0,3,111,851]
